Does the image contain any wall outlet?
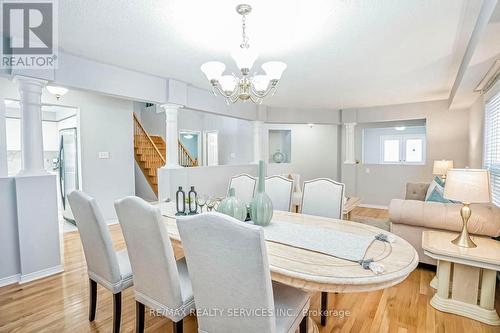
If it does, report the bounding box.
[230,152,236,159]
[98,151,110,159]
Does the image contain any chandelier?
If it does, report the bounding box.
[200,4,287,104]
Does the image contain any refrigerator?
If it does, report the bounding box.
[58,128,79,224]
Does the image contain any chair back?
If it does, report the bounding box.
[67,191,121,284]
[265,175,293,211]
[177,213,276,333]
[114,196,184,310]
[301,178,345,219]
[228,174,256,205]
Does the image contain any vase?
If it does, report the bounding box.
[250,160,273,226]
[216,188,247,222]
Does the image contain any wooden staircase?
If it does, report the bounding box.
[133,114,198,196]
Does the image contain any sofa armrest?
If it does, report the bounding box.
[389,199,500,237]
[405,182,430,201]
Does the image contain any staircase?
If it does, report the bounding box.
[133,114,198,195]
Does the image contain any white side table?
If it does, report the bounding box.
[422,231,500,325]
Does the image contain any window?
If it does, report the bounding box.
[484,91,500,206]
[379,134,425,165]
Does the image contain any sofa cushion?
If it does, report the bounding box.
[426,186,454,204]
[405,182,430,201]
[389,199,500,237]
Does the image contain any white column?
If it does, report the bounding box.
[0,98,7,176]
[161,103,183,168]
[344,122,357,164]
[253,120,264,163]
[15,76,48,176]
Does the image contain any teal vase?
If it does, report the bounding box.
[216,188,247,222]
[250,161,273,226]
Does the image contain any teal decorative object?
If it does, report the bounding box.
[216,188,247,222]
[250,160,273,226]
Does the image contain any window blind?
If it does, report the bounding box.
[484,91,500,206]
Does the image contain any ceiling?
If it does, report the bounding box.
[58,0,484,109]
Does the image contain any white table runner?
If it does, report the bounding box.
[263,220,376,262]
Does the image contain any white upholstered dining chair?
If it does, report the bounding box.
[300,178,345,326]
[301,178,345,219]
[228,173,256,205]
[67,191,133,333]
[114,196,194,333]
[265,175,293,211]
[177,212,311,333]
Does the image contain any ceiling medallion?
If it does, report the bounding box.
[200,4,287,104]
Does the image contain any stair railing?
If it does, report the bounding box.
[178,141,199,167]
[133,113,166,171]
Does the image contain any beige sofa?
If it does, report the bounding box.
[389,182,500,265]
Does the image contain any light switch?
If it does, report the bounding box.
[99,151,110,159]
[230,152,236,158]
[365,168,370,174]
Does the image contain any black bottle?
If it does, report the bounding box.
[188,186,198,215]
[175,186,186,216]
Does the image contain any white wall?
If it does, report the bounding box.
[265,123,340,185]
[0,77,135,220]
[341,100,470,206]
[139,106,255,166]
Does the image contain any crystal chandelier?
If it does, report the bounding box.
[200,4,287,104]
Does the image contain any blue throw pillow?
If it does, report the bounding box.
[426,186,454,203]
[434,176,445,187]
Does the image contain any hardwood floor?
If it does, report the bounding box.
[1,207,498,333]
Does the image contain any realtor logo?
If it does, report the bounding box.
[1,0,58,69]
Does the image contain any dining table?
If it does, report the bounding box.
[155,202,419,332]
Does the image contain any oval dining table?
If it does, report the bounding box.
[155,202,419,332]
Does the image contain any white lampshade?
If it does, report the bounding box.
[252,75,270,92]
[201,61,226,81]
[46,86,69,97]
[433,160,454,176]
[231,47,258,70]
[262,61,287,80]
[219,75,237,93]
[443,169,491,204]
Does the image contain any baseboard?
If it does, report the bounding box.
[358,204,388,210]
[0,274,20,287]
[19,265,64,284]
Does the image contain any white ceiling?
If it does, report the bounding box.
[59,0,483,109]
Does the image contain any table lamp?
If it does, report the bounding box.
[443,169,491,248]
[433,160,454,182]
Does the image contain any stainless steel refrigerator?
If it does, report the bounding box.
[58,128,79,224]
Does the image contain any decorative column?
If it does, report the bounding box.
[15,76,48,176]
[0,97,7,176]
[344,122,357,164]
[253,120,264,163]
[161,103,183,168]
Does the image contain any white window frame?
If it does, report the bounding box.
[380,134,426,165]
[484,88,500,207]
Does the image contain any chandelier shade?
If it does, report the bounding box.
[200,61,226,81]
[200,4,286,104]
[262,61,287,80]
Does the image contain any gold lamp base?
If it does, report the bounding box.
[452,203,477,248]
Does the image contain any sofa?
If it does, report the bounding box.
[389,182,500,265]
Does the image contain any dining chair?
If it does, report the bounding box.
[265,175,293,211]
[67,191,133,333]
[301,178,345,219]
[114,196,194,333]
[300,178,345,326]
[228,173,257,205]
[177,212,311,333]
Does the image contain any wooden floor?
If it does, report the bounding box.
[1,207,499,333]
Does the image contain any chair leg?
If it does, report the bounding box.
[320,291,328,326]
[173,319,183,333]
[89,279,97,321]
[113,292,122,333]
[299,315,308,333]
[135,301,145,333]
